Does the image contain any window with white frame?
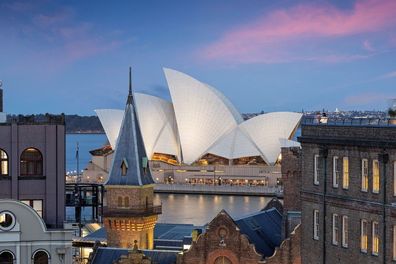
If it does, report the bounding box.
[373,160,380,193]
[314,154,320,185]
[21,200,43,217]
[361,219,368,253]
[361,159,369,192]
[372,221,379,256]
[332,214,339,245]
[342,215,348,248]
[333,156,339,188]
[313,210,319,240]
[342,157,349,189]
[393,225,396,261]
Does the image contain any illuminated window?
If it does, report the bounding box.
[342,157,349,189]
[361,159,369,192]
[21,200,43,217]
[373,160,380,193]
[214,256,232,264]
[314,154,320,185]
[393,225,396,260]
[342,216,348,248]
[361,219,368,253]
[333,156,339,188]
[332,214,339,245]
[20,148,43,176]
[0,149,8,176]
[313,210,319,240]
[372,221,379,256]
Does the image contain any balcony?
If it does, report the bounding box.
[103,204,162,217]
[302,117,396,127]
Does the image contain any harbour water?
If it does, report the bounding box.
[66,134,274,225]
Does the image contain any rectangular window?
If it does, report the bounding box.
[342,215,348,248]
[333,156,339,188]
[373,160,380,193]
[342,157,349,189]
[361,219,368,253]
[332,214,339,245]
[393,225,396,260]
[361,159,369,192]
[314,154,320,185]
[313,210,319,240]
[372,221,379,256]
[21,199,43,217]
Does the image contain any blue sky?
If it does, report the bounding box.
[0,0,395,115]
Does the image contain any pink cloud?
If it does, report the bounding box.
[201,0,396,63]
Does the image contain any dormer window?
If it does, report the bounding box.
[121,158,128,176]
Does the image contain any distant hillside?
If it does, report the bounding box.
[64,115,104,134]
[6,114,104,134]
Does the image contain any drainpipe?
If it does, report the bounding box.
[320,147,328,264]
[379,152,389,263]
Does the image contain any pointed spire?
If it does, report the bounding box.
[106,67,154,186]
[127,67,133,105]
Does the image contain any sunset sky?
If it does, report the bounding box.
[0,0,395,115]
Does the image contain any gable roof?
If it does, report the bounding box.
[235,207,282,257]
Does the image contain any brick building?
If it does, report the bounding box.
[298,118,396,263]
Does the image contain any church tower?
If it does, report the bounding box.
[103,68,161,249]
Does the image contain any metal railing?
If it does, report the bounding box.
[302,117,396,127]
[103,204,162,216]
[154,183,282,196]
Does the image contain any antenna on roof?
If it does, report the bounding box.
[127,67,133,105]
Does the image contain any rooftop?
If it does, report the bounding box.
[302,116,396,127]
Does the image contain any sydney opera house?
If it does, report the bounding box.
[84,68,302,187]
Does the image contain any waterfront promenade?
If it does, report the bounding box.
[154,183,283,197]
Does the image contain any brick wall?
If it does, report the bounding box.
[264,224,301,264]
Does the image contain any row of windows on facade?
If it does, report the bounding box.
[313,155,396,194]
[0,249,50,264]
[0,148,43,176]
[312,210,396,258]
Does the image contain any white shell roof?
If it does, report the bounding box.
[96,69,302,165]
[206,126,262,159]
[96,93,180,160]
[240,112,302,164]
[134,93,180,159]
[164,68,240,164]
[95,109,123,148]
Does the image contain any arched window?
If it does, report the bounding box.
[124,196,129,208]
[117,196,123,207]
[20,148,43,176]
[0,250,15,264]
[32,250,49,264]
[0,149,8,176]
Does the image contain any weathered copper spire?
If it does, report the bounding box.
[127,67,133,105]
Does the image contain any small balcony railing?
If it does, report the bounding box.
[103,204,162,217]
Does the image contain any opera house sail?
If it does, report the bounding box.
[96,68,302,167]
